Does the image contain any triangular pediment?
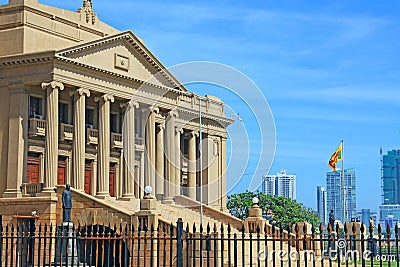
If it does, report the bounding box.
[55,31,185,90]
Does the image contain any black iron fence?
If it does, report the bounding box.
[0,220,399,267]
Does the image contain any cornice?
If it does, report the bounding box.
[176,107,234,127]
[0,51,55,67]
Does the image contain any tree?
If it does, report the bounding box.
[227,191,321,229]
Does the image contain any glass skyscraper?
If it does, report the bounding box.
[326,168,356,223]
[380,149,400,225]
[382,150,400,204]
[316,186,327,225]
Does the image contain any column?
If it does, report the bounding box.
[187,131,197,199]
[91,159,97,196]
[174,127,182,196]
[3,84,28,198]
[220,137,228,211]
[41,81,64,194]
[155,123,164,200]
[207,136,219,207]
[122,101,138,199]
[163,111,177,202]
[96,94,114,199]
[72,88,90,191]
[140,151,145,198]
[145,108,156,192]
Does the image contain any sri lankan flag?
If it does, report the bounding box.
[328,142,343,171]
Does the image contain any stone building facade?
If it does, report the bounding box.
[0,0,232,225]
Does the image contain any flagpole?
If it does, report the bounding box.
[341,140,345,223]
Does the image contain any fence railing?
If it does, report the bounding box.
[0,220,398,267]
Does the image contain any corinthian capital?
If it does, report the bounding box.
[41,81,64,91]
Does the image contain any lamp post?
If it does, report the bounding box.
[199,98,203,226]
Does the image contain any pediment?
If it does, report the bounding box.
[55,31,185,90]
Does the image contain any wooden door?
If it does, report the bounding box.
[57,158,66,185]
[109,164,116,197]
[26,154,40,183]
[84,161,92,195]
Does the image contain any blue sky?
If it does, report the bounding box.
[5,0,400,213]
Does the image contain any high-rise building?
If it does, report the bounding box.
[382,150,400,205]
[262,170,296,199]
[326,168,356,223]
[316,186,327,225]
[380,149,400,225]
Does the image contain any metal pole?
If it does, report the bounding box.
[341,140,345,223]
[199,98,203,226]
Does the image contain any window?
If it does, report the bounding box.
[85,108,94,128]
[59,103,68,124]
[110,113,120,133]
[29,96,43,119]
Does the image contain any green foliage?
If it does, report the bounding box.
[227,191,321,229]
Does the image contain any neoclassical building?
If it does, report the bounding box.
[0,0,233,225]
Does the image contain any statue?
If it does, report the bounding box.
[62,184,72,222]
[329,210,335,231]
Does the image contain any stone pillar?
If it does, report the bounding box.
[140,151,145,198]
[163,111,177,203]
[145,108,157,192]
[41,81,64,194]
[155,123,164,200]
[174,127,182,196]
[91,159,97,196]
[122,101,138,199]
[220,137,228,211]
[3,84,28,198]
[95,94,114,199]
[72,88,90,191]
[187,131,197,200]
[207,136,219,207]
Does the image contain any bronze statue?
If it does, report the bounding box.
[62,184,72,222]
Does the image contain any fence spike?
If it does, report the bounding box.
[360,223,365,233]
[220,223,224,233]
[294,223,299,234]
[344,223,348,234]
[186,223,189,233]
[193,223,196,233]
[170,222,174,235]
[256,224,260,234]
[311,224,315,235]
[264,223,267,234]
[302,222,306,234]
[352,222,356,234]
[213,222,217,233]
[241,224,245,234]
[335,222,340,234]
[227,223,231,234]
[369,223,373,236]
[378,224,382,235]
[287,224,291,234]
[272,224,276,234]
[395,223,398,235]
[319,223,323,233]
